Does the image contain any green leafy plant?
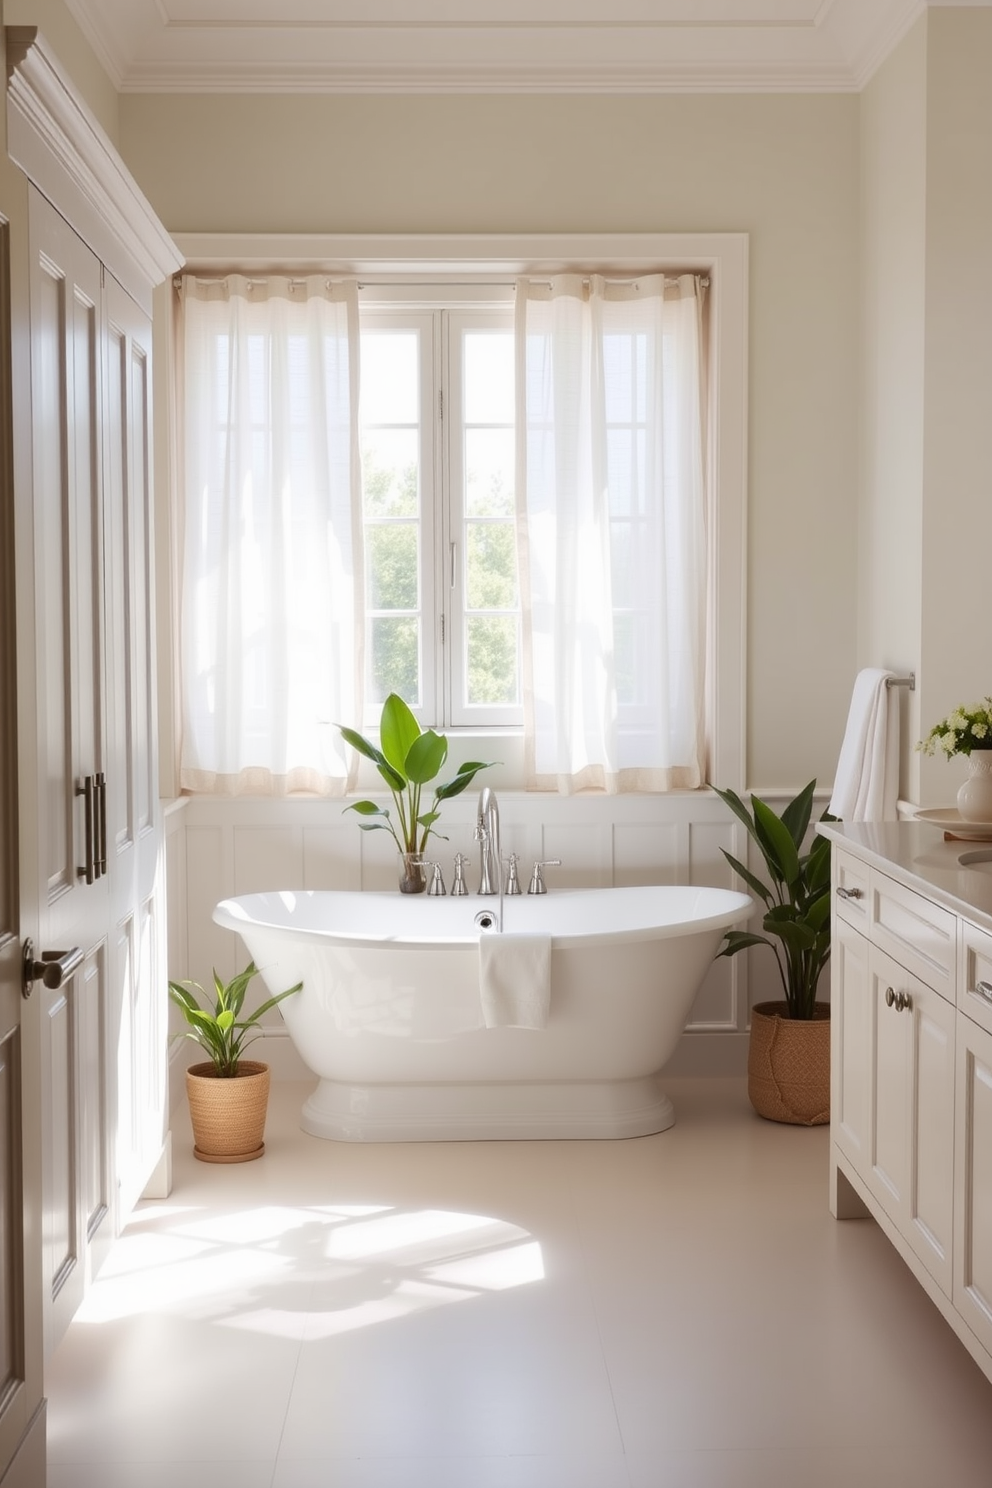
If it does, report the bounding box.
[710,780,833,1020]
[169,962,302,1077]
[338,692,494,855]
[918,697,992,758]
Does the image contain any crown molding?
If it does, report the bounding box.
[59,0,965,97]
[5,27,182,300]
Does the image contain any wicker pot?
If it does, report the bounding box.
[185,1060,271,1163]
[747,1002,830,1126]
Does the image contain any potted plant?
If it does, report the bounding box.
[711,780,833,1125]
[169,961,302,1163]
[338,692,494,892]
[918,696,992,823]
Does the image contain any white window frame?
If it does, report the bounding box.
[168,233,748,793]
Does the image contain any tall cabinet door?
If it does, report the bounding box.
[28,187,114,1352]
[0,214,45,1487]
[103,275,165,1219]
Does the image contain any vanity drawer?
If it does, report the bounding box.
[959,920,992,1039]
[834,850,870,929]
[870,870,956,1004]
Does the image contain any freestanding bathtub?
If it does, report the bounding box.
[213,885,752,1142]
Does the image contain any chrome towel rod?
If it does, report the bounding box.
[885,673,915,690]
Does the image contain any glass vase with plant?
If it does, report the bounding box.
[338,693,494,890]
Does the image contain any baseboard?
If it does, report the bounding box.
[140,1132,173,1199]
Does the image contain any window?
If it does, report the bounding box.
[357,295,520,730]
[173,234,747,797]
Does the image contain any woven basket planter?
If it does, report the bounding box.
[185,1060,271,1163]
[747,1002,830,1126]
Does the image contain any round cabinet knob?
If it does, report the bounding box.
[885,986,896,1008]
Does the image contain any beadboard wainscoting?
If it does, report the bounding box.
[164,789,823,1110]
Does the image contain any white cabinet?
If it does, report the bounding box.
[867,943,954,1294]
[827,836,992,1387]
[27,186,170,1352]
[954,1011,992,1358]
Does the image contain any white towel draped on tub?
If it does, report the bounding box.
[479,932,552,1029]
[829,668,899,823]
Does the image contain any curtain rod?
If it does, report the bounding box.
[175,273,710,291]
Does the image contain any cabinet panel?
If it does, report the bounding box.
[29,191,165,1356]
[868,943,955,1294]
[960,919,992,1040]
[955,1013,992,1357]
[831,916,871,1172]
[871,871,956,1003]
[910,983,955,1293]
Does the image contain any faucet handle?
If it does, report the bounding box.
[504,853,522,895]
[426,861,447,896]
[451,852,469,896]
[528,859,561,895]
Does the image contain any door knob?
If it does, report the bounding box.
[22,940,83,998]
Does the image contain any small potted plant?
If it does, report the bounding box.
[710,780,833,1125]
[918,697,992,823]
[338,692,494,892]
[169,961,301,1162]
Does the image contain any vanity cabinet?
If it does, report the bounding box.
[825,827,992,1388]
[830,856,955,1295]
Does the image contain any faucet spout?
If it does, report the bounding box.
[475,787,503,929]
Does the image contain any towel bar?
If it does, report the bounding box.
[885,673,915,690]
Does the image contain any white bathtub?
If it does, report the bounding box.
[213,885,752,1142]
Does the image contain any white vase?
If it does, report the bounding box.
[957,752,992,823]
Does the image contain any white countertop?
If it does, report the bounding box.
[818,820,992,933]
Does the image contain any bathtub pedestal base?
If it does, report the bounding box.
[299,1074,676,1142]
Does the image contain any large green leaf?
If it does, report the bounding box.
[709,783,759,842]
[405,729,448,783]
[779,779,816,849]
[720,850,773,906]
[717,930,775,958]
[763,915,817,953]
[337,724,384,766]
[752,795,801,886]
[435,760,497,800]
[344,799,390,818]
[379,693,421,776]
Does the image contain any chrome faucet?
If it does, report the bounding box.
[475,787,504,931]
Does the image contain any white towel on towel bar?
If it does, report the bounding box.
[829,668,899,822]
[479,932,552,1029]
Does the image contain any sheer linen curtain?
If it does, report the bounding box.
[179,274,362,795]
[515,273,708,793]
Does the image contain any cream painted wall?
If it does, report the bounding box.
[859,9,992,810]
[919,7,992,807]
[4,0,119,142]
[119,90,861,792]
[859,16,927,802]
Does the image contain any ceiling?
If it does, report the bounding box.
[62,0,986,95]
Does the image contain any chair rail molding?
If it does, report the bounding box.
[5,27,182,310]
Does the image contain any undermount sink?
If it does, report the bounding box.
[959,849,992,871]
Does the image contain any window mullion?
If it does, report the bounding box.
[437,308,452,731]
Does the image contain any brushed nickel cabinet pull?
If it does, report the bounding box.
[837,886,863,901]
[76,775,94,883]
[95,771,107,877]
[975,981,992,1005]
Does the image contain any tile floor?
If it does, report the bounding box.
[46,1077,992,1488]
